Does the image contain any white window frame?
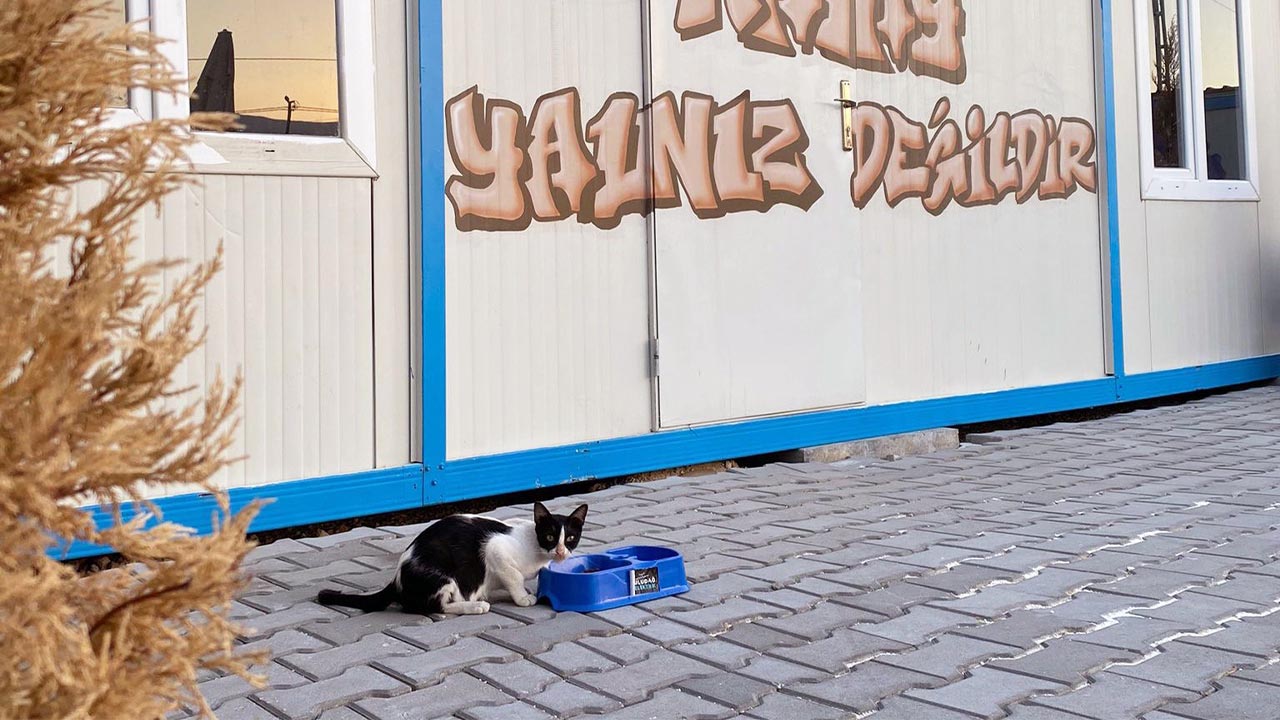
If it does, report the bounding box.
[1133,0,1258,201]
[99,0,154,127]
[142,0,378,178]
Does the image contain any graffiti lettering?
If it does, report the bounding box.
[852,97,1098,215]
[446,87,821,232]
[675,0,967,83]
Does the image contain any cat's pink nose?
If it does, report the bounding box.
[554,549,569,561]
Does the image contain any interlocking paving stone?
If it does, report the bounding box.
[1107,641,1257,692]
[906,666,1066,717]
[460,701,556,720]
[873,696,986,719]
[299,527,391,549]
[1149,675,1280,720]
[257,665,407,718]
[316,708,365,720]
[928,584,1058,620]
[630,616,715,646]
[905,563,1022,595]
[237,628,333,658]
[1070,616,1195,653]
[209,384,1280,719]
[470,658,562,696]
[387,613,521,650]
[742,692,845,719]
[240,584,342,613]
[304,610,427,645]
[769,628,909,673]
[208,698,277,720]
[244,538,312,563]
[376,636,518,687]
[200,663,308,710]
[874,635,1013,681]
[755,601,881,641]
[814,559,919,589]
[672,638,758,670]
[1177,611,1280,657]
[525,680,623,716]
[676,671,775,712]
[664,597,791,633]
[1093,567,1211,600]
[737,654,829,686]
[574,648,720,703]
[481,612,616,653]
[857,606,979,645]
[578,631,663,664]
[1187,571,1280,604]
[352,672,510,719]
[1130,592,1266,626]
[592,688,734,720]
[280,632,420,679]
[987,636,1141,685]
[1230,662,1280,686]
[1026,672,1198,718]
[528,643,615,678]
[834,582,951,619]
[239,603,345,641]
[788,661,939,712]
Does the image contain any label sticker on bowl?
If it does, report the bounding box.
[630,567,660,595]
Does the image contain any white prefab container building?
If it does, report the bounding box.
[71,0,1280,555]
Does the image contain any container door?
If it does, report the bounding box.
[647,1,866,428]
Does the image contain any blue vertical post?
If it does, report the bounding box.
[419,0,447,495]
[1099,0,1127,390]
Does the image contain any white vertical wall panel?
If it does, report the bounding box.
[1145,202,1263,368]
[84,175,379,497]
[857,0,1107,404]
[442,0,653,459]
[371,0,416,467]
[1110,0,1156,374]
[1250,1,1280,356]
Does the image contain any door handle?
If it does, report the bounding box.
[837,80,853,151]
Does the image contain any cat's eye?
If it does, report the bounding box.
[545,535,555,543]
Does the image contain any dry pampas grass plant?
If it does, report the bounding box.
[0,1,264,717]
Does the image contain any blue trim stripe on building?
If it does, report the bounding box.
[63,355,1280,560]
[61,464,423,560]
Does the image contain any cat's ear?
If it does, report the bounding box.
[569,504,589,524]
[533,501,551,523]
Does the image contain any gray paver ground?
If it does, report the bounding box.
[205,384,1280,719]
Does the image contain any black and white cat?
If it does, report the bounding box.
[316,502,588,615]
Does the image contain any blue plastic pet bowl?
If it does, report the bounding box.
[537,545,689,612]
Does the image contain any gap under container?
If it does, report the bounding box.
[537,545,689,612]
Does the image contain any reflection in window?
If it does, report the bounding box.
[187,0,341,137]
[1200,0,1246,180]
[1149,0,1184,168]
[81,1,130,108]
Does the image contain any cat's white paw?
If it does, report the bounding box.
[514,594,537,607]
[463,601,490,614]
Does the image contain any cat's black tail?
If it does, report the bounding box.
[316,583,397,612]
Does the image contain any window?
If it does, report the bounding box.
[136,1,379,177]
[185,0,342,137]
[1135,0,1257,200]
